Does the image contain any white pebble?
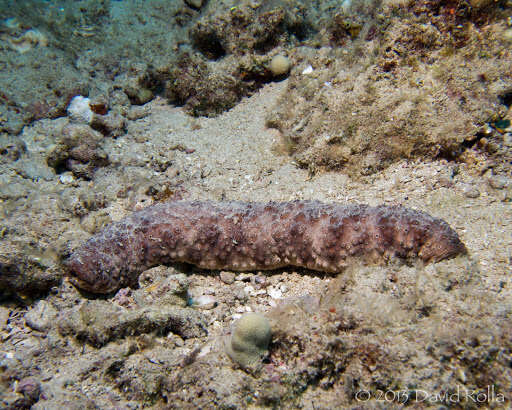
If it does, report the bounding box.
[198,344,211,357]
[268,287,283,299]
[193,295,216,309]
[59,174,74,184]
[302,65,313,75]
[67,95,93,124]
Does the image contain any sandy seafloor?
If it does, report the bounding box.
[1,1,512,409]
[0,80,511,409]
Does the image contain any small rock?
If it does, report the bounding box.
[113,288,132,307]
[244,285,256,296]
[0,307,10,330]
[14,159,54,181]
[25,300,58,332]
[463,186,480,198]
[89,95,108,115]
[0,135,26,162]
[58,300,207,346]
[268,287,283,299]
[437,176,453,188]
[59,174,74,184]
[504,133,512,147]
[185,0,203,8]
[168,333,185,347]
[67,95,93,124]
[126,105,150,120]
[135,271,189,307]
[254,275,267,286]
[220,271,235,284]
[233,286,247,301]
[235,273,253,282]
[488,176,509,190]
[91,113,126,137]
[192,295,217,310]
[302,65,314,75]
[16,377,41,403]
[499,187,512,202]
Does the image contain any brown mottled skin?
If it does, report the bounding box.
[66,201,466,294]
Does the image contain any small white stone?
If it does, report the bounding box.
[59,174,74,184]
[198,344,211,357]
[193,295,216,309]
[302,65,313,75]
[463,186,480,198]
[268,287,283,299]
[67,95,93,124]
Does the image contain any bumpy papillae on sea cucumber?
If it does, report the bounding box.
[66,201,466,294]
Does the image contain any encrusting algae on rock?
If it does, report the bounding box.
[66,200,466,294]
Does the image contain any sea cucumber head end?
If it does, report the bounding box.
[66,253,119,294]
[419,227,467,263]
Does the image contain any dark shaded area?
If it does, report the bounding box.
[499,89,512,107]
[190,29,226,60]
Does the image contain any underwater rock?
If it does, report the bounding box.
[24,300,58,332]
[6,28,48,54]
[58,299,207,347]
[134,268,190,308]
[90,112,126,138]
[115,63,156,105]
[67,96,93,124]
[46,124,109,180]
[267,2,512,175]
[226,312,271,370]
[16,377,41,404]
[0,246,61,299]
[0,135,26,163]
[184,0,204,9]
[161,52,265,117]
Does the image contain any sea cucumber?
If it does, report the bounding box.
[66,200,466,294]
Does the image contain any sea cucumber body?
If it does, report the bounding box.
[67,201,466,293]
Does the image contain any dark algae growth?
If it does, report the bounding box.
[67,201,466,293]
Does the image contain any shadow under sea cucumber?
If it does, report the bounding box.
[66,200,467,294]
